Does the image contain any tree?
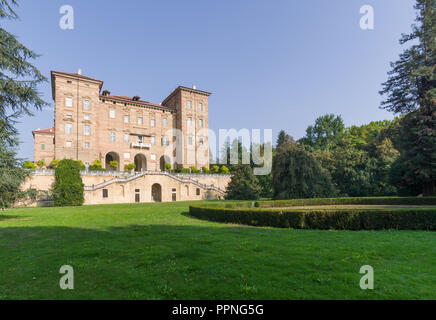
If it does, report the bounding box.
[0,0,47,144]
[52,159,84,206]
[380,0,436,195]
[0,131,37,209]
[299,114,344,151]
[272,142,336,199]
[276,130,294,150]
[0,1,46,208]
[225,164,261,200]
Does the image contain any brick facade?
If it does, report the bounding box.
[33,70,211,171]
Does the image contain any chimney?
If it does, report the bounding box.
[77,68,82,75]
[192,85,197,90]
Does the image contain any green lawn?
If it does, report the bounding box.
[1,201,435,299]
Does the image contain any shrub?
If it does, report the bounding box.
[35,160,46,169]
[181,168,190,174]
[164,163,172,171]
[109,161,118,171]
[89,160,104,171]
[124,163,136,172]
[211,165,220,174]
[220,165,229,174]
[23,161,36,170]
[52,159,84,206]
[77,160,86,170]
[189,205,436,231]
[201,166,210,174]
[50,159,60,169]
[190,166,200,173]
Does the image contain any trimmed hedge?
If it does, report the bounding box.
[256,197,436,208]
[189,196,436,231]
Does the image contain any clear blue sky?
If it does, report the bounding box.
[4,0,416,160]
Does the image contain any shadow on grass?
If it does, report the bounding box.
[0,214,22,221]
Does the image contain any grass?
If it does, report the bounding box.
[1,201,436,300]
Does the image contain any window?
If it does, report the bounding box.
[124,115,129,123]
[198,103,203,111]
[196,188,201,196]
[109,109,115,118]
[188,136,193,146]
[65,97,72,107]
[124,153,130,159]
[124,133,130,143]
[187,117,192,127]
[163,118,167,127]
[110,131,116,142]
[199,119,203,127]
[65,122,72,134]
[84,142,90,149]
[66,114,72,119]
[150,119,155,127]
[199,138,204,147]
[150,154,156,161]
[187,100,192,109]
[84,125,90,136]
[137,136,143,143]
[102,189,108,198]
[84,113,90,120]
[66,141,72,148]
[84,100,90,110]
[151,136,156,145]
[138,117,143,125]
[162,137,169,146]
[41,144,45,150]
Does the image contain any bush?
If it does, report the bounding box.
[189,205,436,231]
[220,165,229,174]
[190,166,200,173]
[36,160,45,169]
[211,165,220,174]
[124,163,136,172]
[109,161,118,171]
[164,163,172,171]
[52,159,84,206]
[50,159,60,169]
[201,166,210,174]
[89,160,104,171]
[22,161,36,170]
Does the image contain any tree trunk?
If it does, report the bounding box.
[423,181,436,196]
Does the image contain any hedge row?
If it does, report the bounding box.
[189,206,436,231]
[256,197,436,208]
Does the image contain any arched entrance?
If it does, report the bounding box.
[134,154,147,172]
[151,183,162,202]
[159,155,171,171]
[105,152,120,171]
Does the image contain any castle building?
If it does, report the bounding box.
[33,70,211,171]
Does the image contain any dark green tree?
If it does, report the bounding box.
[380,0,436,195]
[276,130,294,150]
[225,164,261,200]
[52,159,84,206]
[272,142,336,199]
[0,0,46,208]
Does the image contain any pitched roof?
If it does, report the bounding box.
[32,127,55,136]
[100,94,175,111]
[51,71,104,100]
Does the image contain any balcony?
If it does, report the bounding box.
[131,142,151,149]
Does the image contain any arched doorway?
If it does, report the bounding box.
[151,183,162,202]
[105,152,120,171]
[134,154,147,172]
[159,155,171,171]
